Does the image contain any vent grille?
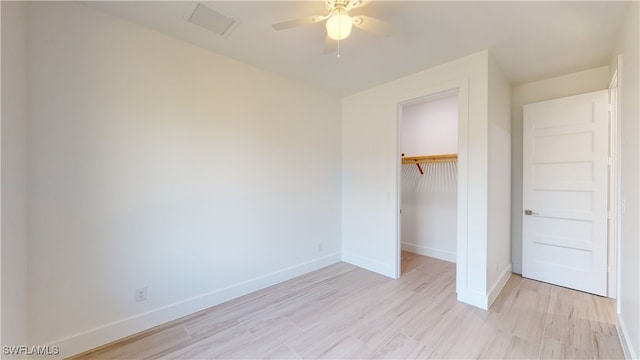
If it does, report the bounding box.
[187,3,237,37]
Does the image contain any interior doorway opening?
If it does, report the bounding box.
[398,90,460,275]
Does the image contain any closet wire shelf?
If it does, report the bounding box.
[401,154,458,175]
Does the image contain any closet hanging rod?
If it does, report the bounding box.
[401,154,458,164]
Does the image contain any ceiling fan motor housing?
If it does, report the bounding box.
[326,0,365,12]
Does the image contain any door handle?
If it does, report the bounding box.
[524,210,540,216]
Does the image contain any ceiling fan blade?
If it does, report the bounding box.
[347,0,372,10]
[272,15,326,30]
[323,36,337,54]
[352,16,394,36]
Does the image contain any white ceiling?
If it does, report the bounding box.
[84,1,629,96]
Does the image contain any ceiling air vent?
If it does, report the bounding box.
[187,3,238,37]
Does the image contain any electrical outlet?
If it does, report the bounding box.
[135,287,147,302]
[317,242,323,252]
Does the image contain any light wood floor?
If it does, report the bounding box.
[71,252,623,359]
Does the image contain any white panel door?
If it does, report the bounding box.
[522,90,608,296]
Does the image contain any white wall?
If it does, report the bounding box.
[342,50,500,309]
[401,163,457,262]
[400,94,458,262]
[27,3,342,357]
[1,1,29,354]
[486,54,512,306]
[613,3,640,358]
[510,66,610,274]
[401,95,458,157]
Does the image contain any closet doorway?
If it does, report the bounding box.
[398,90,459,275]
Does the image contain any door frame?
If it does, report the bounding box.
[394,78,469,295]
[609,60,621,301]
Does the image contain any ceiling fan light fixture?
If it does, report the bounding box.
[326,9,352,40]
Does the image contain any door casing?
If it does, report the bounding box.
[394,79,468,299]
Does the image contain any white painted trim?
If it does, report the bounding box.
[394,77,470,300]
[342,252,396,279]
[614,53,623,313]
[608,67,619,299]
[617,314,637,360]
[401,242,456,263]
[52,253,342,358]
[454,80,470,306]
[487,264,512,308]
[0,3,3,354]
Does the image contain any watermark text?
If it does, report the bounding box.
[3,345,60,356]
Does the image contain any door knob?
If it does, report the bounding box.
[524,210,539,216]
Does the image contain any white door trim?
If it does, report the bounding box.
[394,78,470,298]
[608,69,619,299]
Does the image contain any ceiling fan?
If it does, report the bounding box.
[272,0,394,54]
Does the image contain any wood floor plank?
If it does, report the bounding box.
[503,335,542,359]
[71,252,624,360]
[237,283,340,326]
[593,333,626,360]
[543,285,596,353]
[183,316,239,342]
[215,317,302,359]
[263,344,301,359]
[370,332,432,359]
[316,336,376,359]
[348,309,405,351]
[159,321,248,359]
[426,305,496,359]
[73,325,192,360]
[283,320,352,359]
[540,337,592,359]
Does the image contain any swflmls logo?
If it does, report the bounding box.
[3,345,60,356]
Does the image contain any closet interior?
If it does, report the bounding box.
[400,91,459,266]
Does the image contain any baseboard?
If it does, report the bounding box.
[341,252,396,279]
[53,252,342,358]
[401,242,456,263]
[487,264,512,308]
[457,264,512,311]
[617,314,638,360]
